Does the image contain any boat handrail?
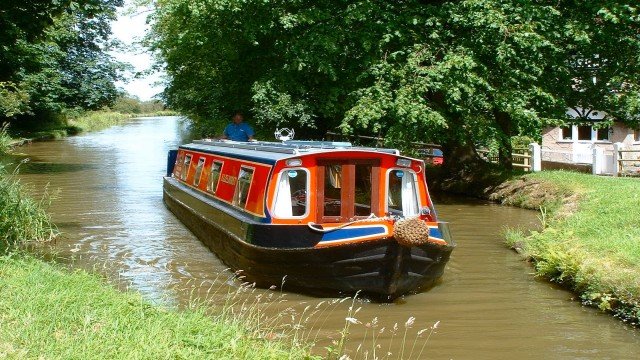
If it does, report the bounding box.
[192,139,401,156]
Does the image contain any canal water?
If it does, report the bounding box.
[10,116,639,359]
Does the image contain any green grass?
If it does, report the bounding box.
[0,254,316,360]
[0,165,318,359]
[0,166,56,252]
[66,110,133,133]
[502,171,640,324]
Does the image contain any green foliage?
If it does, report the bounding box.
[149,0,640,168]
[0,82,31,117]
[0,165,56,253]
[0,0,125,122]
[111,94,168,115]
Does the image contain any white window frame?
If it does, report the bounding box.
[271,168,310,219]
[558,125,612,143]
[384,168,421,217]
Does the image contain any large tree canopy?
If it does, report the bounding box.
[0,0,125,122]
[149,0,640,167]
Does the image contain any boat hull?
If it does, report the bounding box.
[163,177,454,300]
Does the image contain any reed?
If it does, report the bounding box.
[0,123,12,154]
[0,164,56,253]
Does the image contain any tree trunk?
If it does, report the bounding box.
[493,109,513,170]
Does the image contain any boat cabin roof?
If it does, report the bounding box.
[181,139,405,165]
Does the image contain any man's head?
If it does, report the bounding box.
[232,112,244,124]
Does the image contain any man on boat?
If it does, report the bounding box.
[222,112,255,142]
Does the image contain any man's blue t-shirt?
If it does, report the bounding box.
[223,122,254,142]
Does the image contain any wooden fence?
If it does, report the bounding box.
[477,147,532,171]
[616,147,640,177]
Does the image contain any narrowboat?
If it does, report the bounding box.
[163,136,455,300]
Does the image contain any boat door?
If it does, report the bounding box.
[316,159,380,223]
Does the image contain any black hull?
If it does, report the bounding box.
[163,177,454,301]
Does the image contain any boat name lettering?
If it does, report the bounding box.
[220,174,237,185]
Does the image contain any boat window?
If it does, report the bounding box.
[233,166,254,208]
[181,154,192,181]
[273,169,308,217]
[323,164,342,217]
[207,161,223,193]
[387,169,419,217]
[354,163,373,216]
[193,157,206,186]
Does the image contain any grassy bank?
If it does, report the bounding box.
[8,110,180,141]
[0,167,317,359]
[0,255,314,359]
[485,171,640,325]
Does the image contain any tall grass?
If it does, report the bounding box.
[0,123,12,154]
[0,164,56,253]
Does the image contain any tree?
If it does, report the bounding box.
[0,0,125,122]
[150,0,640,169]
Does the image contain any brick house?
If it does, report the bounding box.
[541,109,640,170]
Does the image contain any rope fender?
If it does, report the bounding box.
[307,214,431,247]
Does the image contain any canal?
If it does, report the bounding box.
[11,116,639,359]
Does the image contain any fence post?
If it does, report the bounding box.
[592,147,603,175]
[613,142,623,177]
[529,143,541,172]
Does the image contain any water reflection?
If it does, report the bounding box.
[12,116,639,359]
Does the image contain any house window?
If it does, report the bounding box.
[595,127,610,141]
[387,169,419,217]
[233,167,254,208]
[272,169,308,217]
[577,126,591,140]
[193,158,206,186]
[634,129,640,142]
[561,127,572,140]
[181,154,192,181]
[207,161,223,193]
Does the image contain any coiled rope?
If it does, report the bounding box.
[307,214,431,246]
